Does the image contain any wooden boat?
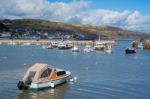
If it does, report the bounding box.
[17,63,71,90]
[125,48,136,54]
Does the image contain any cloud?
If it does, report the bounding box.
[0,0,150,33]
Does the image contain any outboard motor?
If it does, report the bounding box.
[17,81,28,90]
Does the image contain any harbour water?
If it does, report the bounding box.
[0,40,150,99]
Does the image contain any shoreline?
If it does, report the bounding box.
[0,39,118,46]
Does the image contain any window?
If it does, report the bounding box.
[41,68,52,78]
[57,71,66,76]
[25,71,36,85]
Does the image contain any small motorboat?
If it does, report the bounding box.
[137,43,144,49]
[72,46,80,52]
[51,42,58,48]
[58,42,73,50]
[125,48,136,54]
[47,44,53,49]
[17,63,71,90]
[105,45,113,53]
[84,45,94,52]
[23,43,31,46]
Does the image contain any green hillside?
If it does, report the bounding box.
[0,19,150,39]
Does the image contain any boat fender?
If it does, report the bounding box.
[50,83,55,88]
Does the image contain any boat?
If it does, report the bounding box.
[17,63,71,90]
[94,35,105,51]
[51,42,58,48]
[57,42,67,49]
[23,43,31,45]
[94,42,105,51]
[137,42,143,49]
[47,44,53,49]
[58,42,73,50]
[84,45,94,52]
[125,47,136,54]
[105,45,113,53]
[72,46,80,52]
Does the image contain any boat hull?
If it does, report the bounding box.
[105,49,113,53]
[125,49,136,54]
[30,77,67,90]
[58,46,71,50]
[95,47,105,51]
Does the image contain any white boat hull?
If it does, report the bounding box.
[84,49,94,52]
[105,49,113,53]
[30,77,67,89]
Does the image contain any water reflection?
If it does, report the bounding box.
[18,83,69,99]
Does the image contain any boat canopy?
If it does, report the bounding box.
[22,63,57,84]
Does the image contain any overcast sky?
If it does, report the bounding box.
[0,0,150,33]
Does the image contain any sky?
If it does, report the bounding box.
[0,0,150,33]
[49,0,150,15]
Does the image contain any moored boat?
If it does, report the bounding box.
[84,45,94,52]
[105,45,113,53]
[94,42,105,51]
[72,46,80,52]
[137,42,144,49]
[17,63,71,90]
[51,42,58,48]
[47,43,53,49]
[23,43,31,46]
[125,48,136,54]
[58,42,73,50]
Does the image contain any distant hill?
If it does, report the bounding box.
[0,19,150,40]
[0,22,9,32]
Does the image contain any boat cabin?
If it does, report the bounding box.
[22,63,67,86]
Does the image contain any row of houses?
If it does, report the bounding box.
[0,31,87,40]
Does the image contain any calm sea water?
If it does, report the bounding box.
[0,40,150,99]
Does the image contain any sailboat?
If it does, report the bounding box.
[94,35,105,51]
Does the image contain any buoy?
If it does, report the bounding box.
[73,76,78,81]
[50,83,55,88]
